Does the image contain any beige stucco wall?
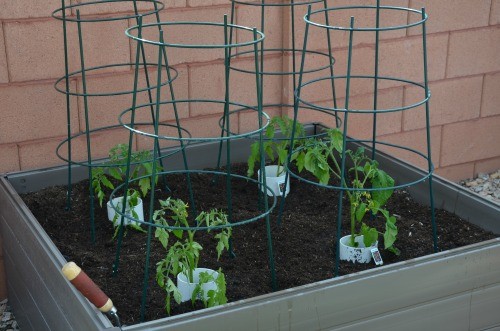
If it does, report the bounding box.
[0,0,499,299]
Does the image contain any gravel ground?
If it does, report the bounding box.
[458,169,500,204]
[0,300,19,331]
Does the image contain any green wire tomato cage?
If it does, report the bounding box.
[228,0,345,225]
[283,2,438,276]
[116,15,277,321]
[54,0,278,322]
[52,0,178,243]
[227,0,341,136]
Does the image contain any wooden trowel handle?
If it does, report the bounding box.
[62,261,114,313]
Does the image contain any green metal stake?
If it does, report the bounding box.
[253,27,277,291]
[132,0,170,194]
[76,10,96,244]
[277,4,313,226]
[277,0,295,213]
[150,4,197,214]
[291,0,297,100]
[256,0,266,212]
[61,0,73,212]
[371,0,381,161]
[159,31,197,216]
[213,5,237,195]
[112,16,144,277]
[335,16,355,277]
[322,0,339,127]
[421,8,439,252]
[367,1,381,224]
[223,15,236,258]
[140,27,166,322]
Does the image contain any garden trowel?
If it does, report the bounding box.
[62,261,122,329]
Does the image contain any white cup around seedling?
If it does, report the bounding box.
[258,165,290,198]
[106,196,144,225]
[177,268,219,303]
[339,235,378,264]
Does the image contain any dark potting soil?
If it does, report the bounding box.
[21,164,497,326]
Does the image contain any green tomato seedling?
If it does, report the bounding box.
[153,198,231,315]
[298,128,399,255]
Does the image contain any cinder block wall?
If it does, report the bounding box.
[0,0,499,179]
[393,0,500,181]
[281,0,500,181]
[0,0,498,298]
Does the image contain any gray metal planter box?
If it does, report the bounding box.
[1,128,499,331]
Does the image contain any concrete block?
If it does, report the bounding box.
[238,106,281,135]
[0,0,62,19]
[297,46,376,104]
[135,125,183,152]
[0,24,8,84]
[447,26,500,78]
[378,126,441,170]
[0,144,20,174]
[18,138,64,170]
[341,87,404,139]
[5,18,130,82]
[136,6,232,66]
[69,19,131,74]
[404,76,482,131]
[177,114,237,141]
[434,162,475,182]
[491,0,500,25]
[409,0,491,35]
[71,0,184,16]
[0,82,78,143]
[474,156,500,176]
[188,58,281,117]
[292,0,409,52]
[481,72,500,117]
[76,65,188,131]
[237,4,283,50]
[187,0,227,6]
[42,127,134,170]
[379,33,448,86]
[4,20,69,82]
[441,115,500,166]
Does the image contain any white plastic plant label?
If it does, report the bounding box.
[277,179,286,196]
[371,247,383,266]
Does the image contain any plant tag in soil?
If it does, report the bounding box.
[371,248,383,266]
[277,180,286,195]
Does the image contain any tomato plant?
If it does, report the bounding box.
[297,128,399,254]
[91,144,162,236]
[153,198,231,314]
[247,115,306,177]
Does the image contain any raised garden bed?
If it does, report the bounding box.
[1,126,500,330]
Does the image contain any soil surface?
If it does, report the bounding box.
[21,164,497,326]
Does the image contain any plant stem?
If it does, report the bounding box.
[328,150,342,180]
[188,231,196,282]
[350,202,356,246]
